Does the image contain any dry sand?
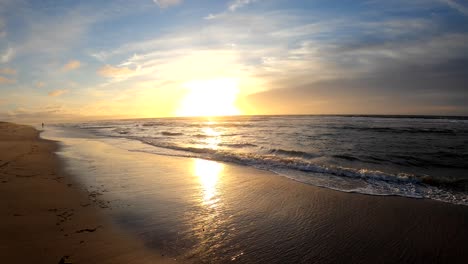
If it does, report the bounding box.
[0,122,176,264]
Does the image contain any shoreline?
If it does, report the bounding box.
[44,124,468,263]
[0,122,176,264]
[2,121,468,263]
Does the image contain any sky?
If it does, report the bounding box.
[0,0,467,122]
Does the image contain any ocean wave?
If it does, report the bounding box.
[78,125,116,130]
[135,139,466,203]
[113,128,130,135]
[180,123,255,129]
[161,131,184,136]
[220,133,241,137]
[142,140,217,155]
[268,148,320,159]
[330,152,468,169]
[218,143,257,148]
[389,153,468,168]
[193,134,213,138]
[338,126,459,135]
[142,122,164,127]
[136,140,417,183]
[332,154,362,161]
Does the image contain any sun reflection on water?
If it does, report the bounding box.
[202,127,221,150]
[190,159,237,260]
[193,159,223,205]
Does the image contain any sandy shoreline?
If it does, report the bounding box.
[0,122,176,264]
[2,122,468,263]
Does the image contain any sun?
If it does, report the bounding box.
[176,78,241,117]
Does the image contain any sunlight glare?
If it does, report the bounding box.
[193,159,223,204]
[202,127,221,150]
[176,78,241,117]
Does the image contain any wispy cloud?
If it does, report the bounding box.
[0,47,14,63]
[0,76,15,84]
[1,104,89,123]
[18,9,98,56]
[229,0,257,12]
[90,9,468,95]
[98,65,135,77]
[205,0,258,20]
[48,89,68,97]
[62,60,81,71]
[442,0,468,15]
[153,0,182,9]
[203,13,219,20]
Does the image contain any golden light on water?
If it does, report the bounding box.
[202,127,221,150]
[202,127,220,137]
[176,78,241,117]
[193,159,223,204]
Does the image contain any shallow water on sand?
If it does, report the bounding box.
[41,126,468,264]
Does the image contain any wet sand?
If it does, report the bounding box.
[0,122,176,264]
[2,122,468,263]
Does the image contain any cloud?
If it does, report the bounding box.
[36,81,45,88]
[442,0,468,15]
[0,76,15,84]
[205,0,258,20]
[98,65,135,77]
[0,104,87,123]
[0,47,14,63]
[79,5,468,116]
[0,68,16,75]
[240,27,468,115]
[17,9,98,55]
[229,0,256,12]
[153,0,182,8]
[62,60,81,71]
[48,89,68,97]
[204,13,219,20]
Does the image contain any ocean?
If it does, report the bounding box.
[58,115,468,206]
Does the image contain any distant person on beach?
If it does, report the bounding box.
[42,123,44,128]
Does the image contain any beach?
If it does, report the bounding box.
[0,122,176,264]
[2,121,468,263]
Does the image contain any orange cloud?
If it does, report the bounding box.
[36,81,45,88]
[48,89,68,97]
[62,60,81,71]
[98,65,134,77]
[0,68,16,75]
[0,76,15,84]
